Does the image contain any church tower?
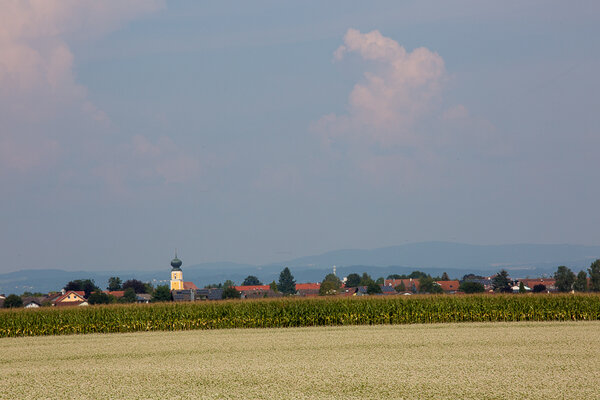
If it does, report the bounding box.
[170,252,184,290]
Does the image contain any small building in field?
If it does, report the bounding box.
[23,298,42,308]
[53,291,88,307]
[136,293,152,303]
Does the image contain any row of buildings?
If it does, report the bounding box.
[0,256,562,308]
[0,289,153,308]
[168,255,560,301]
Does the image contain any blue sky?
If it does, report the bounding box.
[1,1,599,272]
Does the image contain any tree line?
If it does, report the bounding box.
[3,260,600,307]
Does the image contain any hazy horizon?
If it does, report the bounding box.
[3,241,600,275]
[2,1,599,274]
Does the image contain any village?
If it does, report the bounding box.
[1,253,581,309]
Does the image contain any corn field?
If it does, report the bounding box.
[1,294,599,337]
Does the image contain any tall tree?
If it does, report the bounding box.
[573,270,588,292]
[359,272,374,286]
[554,266,576,292]
[532,284,547,293]
[408,271,429,279]
[269,281,278,292]
[588,259,600,292]
[122,279,147,294]
[242,276,262,286]
[223,280,235,288]
[277,267,296,295]
[387,274,406,279]
[107,277,122,291]
[459,281,485,294]
[319,273,341,295]
[345,273,361,287]
[440,272,450,281]
[394,281,407,292]
[519,281,526,294]
[319,281,339,296]
[492,270,511,292]
[64,279,99,298]
[366,282,382,295]
[152,285,172,302]
[419,276,443,294]
[204,283,222,289]
[144,283,154,295]
[322,273,341,287]
[3,294,23,308]
[222,286,241,299]
[121,288,137,303]
[88,290,111,305]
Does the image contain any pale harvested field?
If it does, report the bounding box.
[1,322,599,399]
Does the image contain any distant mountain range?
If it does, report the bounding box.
[1,242,599,294]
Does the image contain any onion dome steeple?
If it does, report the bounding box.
[171,251,182,270]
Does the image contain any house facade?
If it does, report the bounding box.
[53,291,88,307]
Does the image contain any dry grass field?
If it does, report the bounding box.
[1,321,599,399]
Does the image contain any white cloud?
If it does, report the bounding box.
[0,0,164,173]
[313,29,505,190]
[316,29,447,148]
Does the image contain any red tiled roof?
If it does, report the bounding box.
[296,283,320,290]
[183,282,198,290]
[53,290,86,304]
[103,290,125,298]
[436,280,460,292]
[384,279,420,291]
[234,285,270,291]
[520,279,555,288]
[46,293,62,302]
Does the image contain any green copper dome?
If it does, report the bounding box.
[171,257,182,269]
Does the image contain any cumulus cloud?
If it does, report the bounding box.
[313,29,504,190]
[316,29,447,147]
[0,0,164,173]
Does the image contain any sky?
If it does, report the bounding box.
[1,0,599,273]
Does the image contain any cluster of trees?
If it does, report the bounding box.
[5,259,600,308]
[64,277,172,305]
[3,294,24,308]
[209,267,298,299]
[341,270,453,295]
[343,272,383,294]
[319,273,342,295]
[553,260,600,293]
[460,259,600,294]
[388,271,450,281]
